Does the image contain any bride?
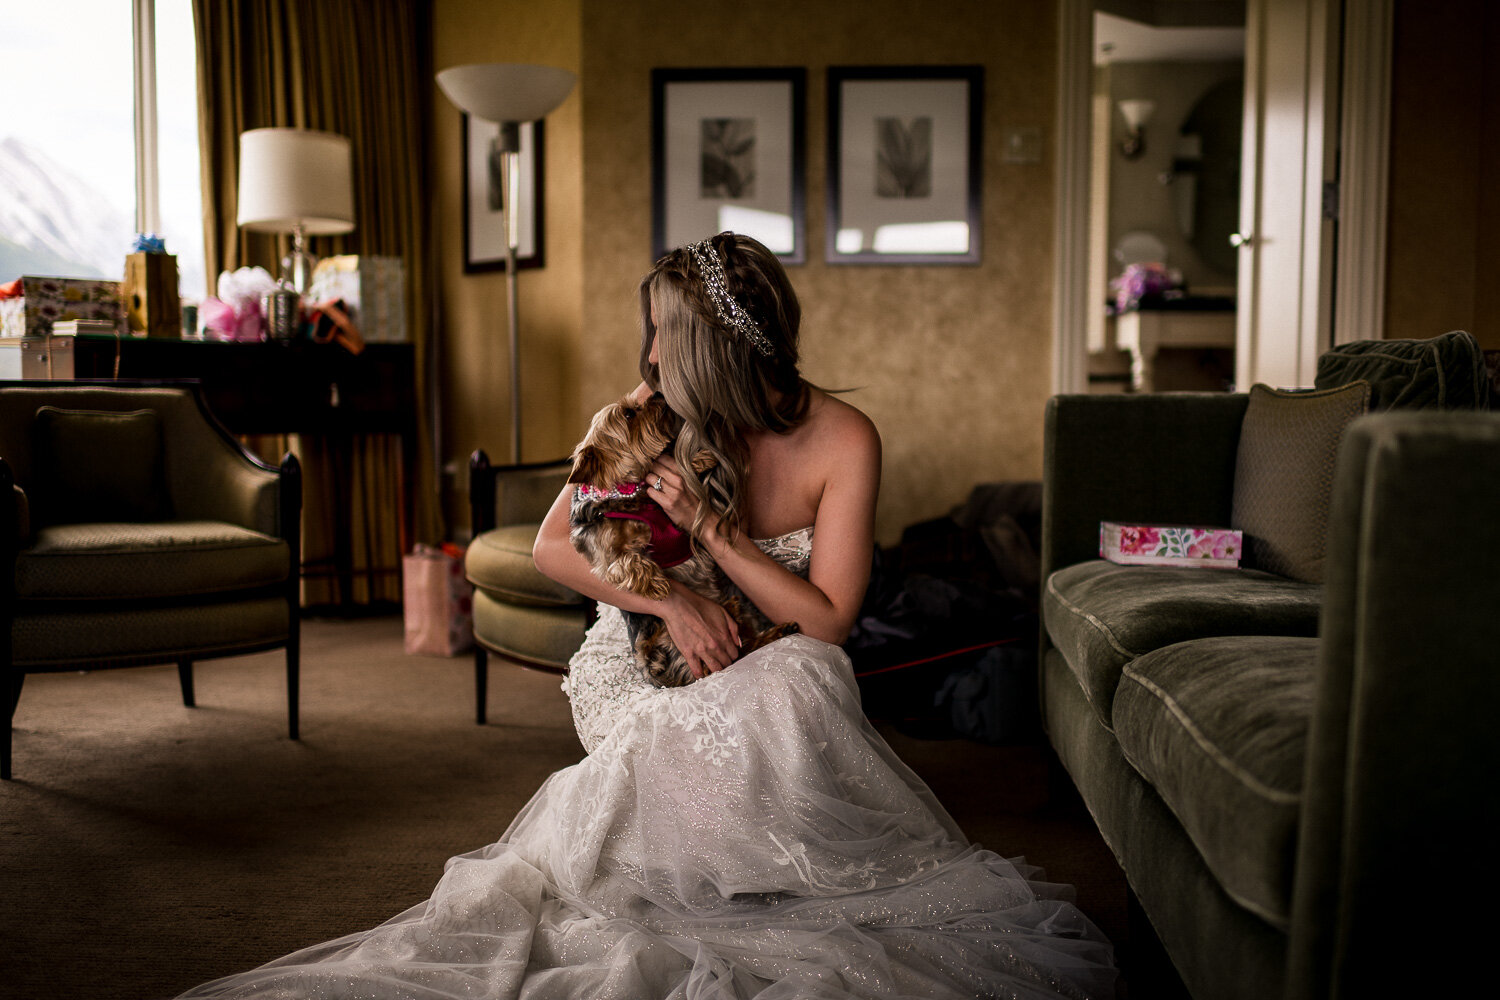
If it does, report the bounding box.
[177,233,1116,999]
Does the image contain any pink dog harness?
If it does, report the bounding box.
[575,482,693,568]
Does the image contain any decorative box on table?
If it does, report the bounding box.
[122,251,181,338]
[0,276,126,339]
[308,255,407,343]
[1100,521,1243,569]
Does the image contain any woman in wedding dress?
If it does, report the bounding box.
[178,233,1116,999]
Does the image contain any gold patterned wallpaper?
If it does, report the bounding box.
[435,0,1059,545]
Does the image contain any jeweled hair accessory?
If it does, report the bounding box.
[686,239,775,357]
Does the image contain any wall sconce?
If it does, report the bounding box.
[1117,99,1155,160]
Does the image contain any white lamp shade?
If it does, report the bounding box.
[1118,99,1156,131]
[237,128,355,235]
[436,63,575,124]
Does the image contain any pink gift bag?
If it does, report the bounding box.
[403,543,475,656]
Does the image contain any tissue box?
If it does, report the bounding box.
[1100,522,1242,569]
[0,276,126,339]
[308,255,407,343]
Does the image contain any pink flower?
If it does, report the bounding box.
[1109,262,1178,313]
[1189,532,1241,561]
[1120,525,1160,555]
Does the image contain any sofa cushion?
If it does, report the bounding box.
[1114,635,1318,929]
[32,406,170,526]
[466,523,583,608]
[14,521,289,600]
[1232,381,1370,583]
[1314,330,1488,411]
[1043,560,1322,730]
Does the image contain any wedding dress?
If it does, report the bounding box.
[179,528,1116,999]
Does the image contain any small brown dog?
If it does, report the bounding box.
[568,393,798,687]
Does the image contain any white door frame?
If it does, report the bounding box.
[1051,0,1392,395]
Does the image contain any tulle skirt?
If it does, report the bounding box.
[178,632,1116,999]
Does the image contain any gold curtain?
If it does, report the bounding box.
[193,0,442,606]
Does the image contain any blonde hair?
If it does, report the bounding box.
[638,232,810,541]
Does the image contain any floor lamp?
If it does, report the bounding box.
[437,63,575,464]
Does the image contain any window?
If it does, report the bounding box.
[0,0,205,302]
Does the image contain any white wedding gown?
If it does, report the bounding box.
[179,529,1116,999]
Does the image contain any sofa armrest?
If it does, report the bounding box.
[1042,392,1250,582]
[9,479,27,544]
[161,388,286,536]
[1288,411,1500,998]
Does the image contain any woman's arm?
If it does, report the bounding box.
[532,483,745,675]
[650,402,881,645]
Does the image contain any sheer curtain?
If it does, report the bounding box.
[193,0,440,606]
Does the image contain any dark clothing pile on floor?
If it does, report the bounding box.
[847,482,1044,744]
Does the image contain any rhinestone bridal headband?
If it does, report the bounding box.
[686,239,775,357]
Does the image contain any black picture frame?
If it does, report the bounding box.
[826,65,983,265]
[651,67,806,263]
[462,114,545,273]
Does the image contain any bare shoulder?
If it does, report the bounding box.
[803,389,881,457]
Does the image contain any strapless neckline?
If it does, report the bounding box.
[752,525,814,546]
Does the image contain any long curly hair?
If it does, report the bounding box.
[638,232,811,542]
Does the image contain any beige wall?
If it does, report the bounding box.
[433,0,585,530]
[436,0,1059,545]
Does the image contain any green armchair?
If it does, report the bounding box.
[1,382,301,780]
[465,452,589,725]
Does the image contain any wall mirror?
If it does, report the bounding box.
[1170,78,1242,278]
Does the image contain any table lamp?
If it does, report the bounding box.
[237,128,356,294]
[437,63,575,463]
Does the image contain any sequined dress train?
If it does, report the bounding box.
[177,528,1116,999]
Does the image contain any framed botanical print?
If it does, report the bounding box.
[462,115,545,272]
[652,67,806,263]
[826,65,983,265]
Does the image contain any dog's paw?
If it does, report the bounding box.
[642,573,671,601]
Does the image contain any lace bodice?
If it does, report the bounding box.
[563,526,813,754]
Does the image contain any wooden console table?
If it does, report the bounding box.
[63,335,417,608]
[1115,308,1237,392]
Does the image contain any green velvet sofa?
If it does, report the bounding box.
[1039,335,1498,998]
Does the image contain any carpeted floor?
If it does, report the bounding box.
[2,616,1139,999]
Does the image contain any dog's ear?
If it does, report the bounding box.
[689,450,718,474]
[568,446,601,486]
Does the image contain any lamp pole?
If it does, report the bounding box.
[496,122,523,464]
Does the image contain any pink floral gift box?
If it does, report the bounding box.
[0,276,127,339]
[1100,522,1243,569]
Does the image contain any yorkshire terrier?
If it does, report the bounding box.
[567,393,799,687]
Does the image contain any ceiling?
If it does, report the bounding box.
[1094,9,1246,65]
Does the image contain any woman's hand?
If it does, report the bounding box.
[646,453,720,537]
[660,584,741,678]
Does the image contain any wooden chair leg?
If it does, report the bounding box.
[177,660,195,707]
[475,645,488,725]
[3,671,23,781]
[286,641,300,741]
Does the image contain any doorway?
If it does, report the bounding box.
[1054,0,1393,395]
[1086,7,1246,394]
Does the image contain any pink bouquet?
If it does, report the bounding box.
[1110,262,1179,313]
